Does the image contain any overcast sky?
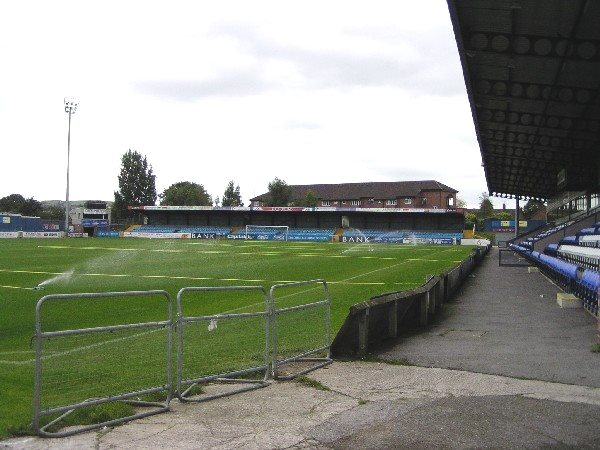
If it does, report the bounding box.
[0,0,511,209]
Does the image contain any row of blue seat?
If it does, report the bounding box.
[511,243,599,315]
[519,220,575,249]
[133,225,232,235]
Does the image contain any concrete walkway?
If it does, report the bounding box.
[2,362,600,449]
[2,248,599,448]
[377,247,599,386]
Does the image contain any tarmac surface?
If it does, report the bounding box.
[2,248,599,449]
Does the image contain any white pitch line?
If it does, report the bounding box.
[0,329,161,366]
[37,244,403,261]
[0,284,36,291]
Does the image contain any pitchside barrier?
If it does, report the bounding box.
[32,282,332,437]
[33,290,173,437]
[331,246,490,356]
[270,280,332,379]
[176,286,270,402]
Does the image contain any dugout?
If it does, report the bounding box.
[134,206,465,233]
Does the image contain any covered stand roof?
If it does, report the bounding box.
[448,0,600,200]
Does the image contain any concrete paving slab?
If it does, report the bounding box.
[2,362,599,449]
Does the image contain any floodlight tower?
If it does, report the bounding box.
[64,97,78,237]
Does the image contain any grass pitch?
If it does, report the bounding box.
[0,238,475,437]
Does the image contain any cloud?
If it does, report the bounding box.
[285,120,321,130]
[210,22,465,96]
[133,70,271,101]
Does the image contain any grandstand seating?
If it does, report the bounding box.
[231,227,335,242]
[519,220,575,250]
[131,225,232,236]
[510,219,599,317]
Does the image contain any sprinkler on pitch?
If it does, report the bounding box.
[32,284,45,291]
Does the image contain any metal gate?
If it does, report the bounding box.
[176,286,270,402]
[270,279,332,379]
[33,290,173,437]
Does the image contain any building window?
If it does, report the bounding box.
[322,201,330,206]
[386,199,397,206]
[404,198,412,205]
[351,200,360,206]
[421,198,427,205]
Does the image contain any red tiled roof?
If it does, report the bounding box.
[250,180,457,202]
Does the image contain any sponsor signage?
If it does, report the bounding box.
[130,206,455,214]
[97,230,120,237]
[191,232,217,239]
[341,236,370,244]
[2,216,10,224]
[401,238,455,245]
[227,234,254,240]
[82,219,110,227]
[0,232,18,238]
[83,209,108,215]
[341,236,455,245]
[288,235,330,242]
[124,232,191,239]
[42,223,60,231]
[23,232,62,238]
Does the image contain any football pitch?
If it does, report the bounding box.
[0,238,475,437]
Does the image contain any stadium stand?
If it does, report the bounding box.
[510,219,600,317]
[231,227,335,242]
[131,225,232,236]
[518,221,575,250]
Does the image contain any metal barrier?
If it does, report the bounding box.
[269,279,332,380]
[33,290,173,437]
[499,248,530,267]
[176,286,270,402]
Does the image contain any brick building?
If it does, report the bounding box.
[250,180,458,209]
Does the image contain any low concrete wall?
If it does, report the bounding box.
[331,245,490,357]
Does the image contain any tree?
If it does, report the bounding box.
[113,150,157,221]
[266,177,293,206]
[40,204,65,221]
[160,181,212,206]
[296,189,318,207]
[464,212,477,229]
[21,197,43,217]
[0,194,42,216]
[522,199,545,220]
[456,197,467,208]
[478,192,494,219]
[0,194,26,213]
[495,211,513,221]
[221,181,243,207]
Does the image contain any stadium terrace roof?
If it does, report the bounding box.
[447,0,600,200]
[249,180,457,202]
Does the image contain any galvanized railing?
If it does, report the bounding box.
[32,282,333,437]
[269,280,332,379]
[33,290,173,437]
[176,286,270,402]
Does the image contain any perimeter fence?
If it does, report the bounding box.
[33,280,331,437]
